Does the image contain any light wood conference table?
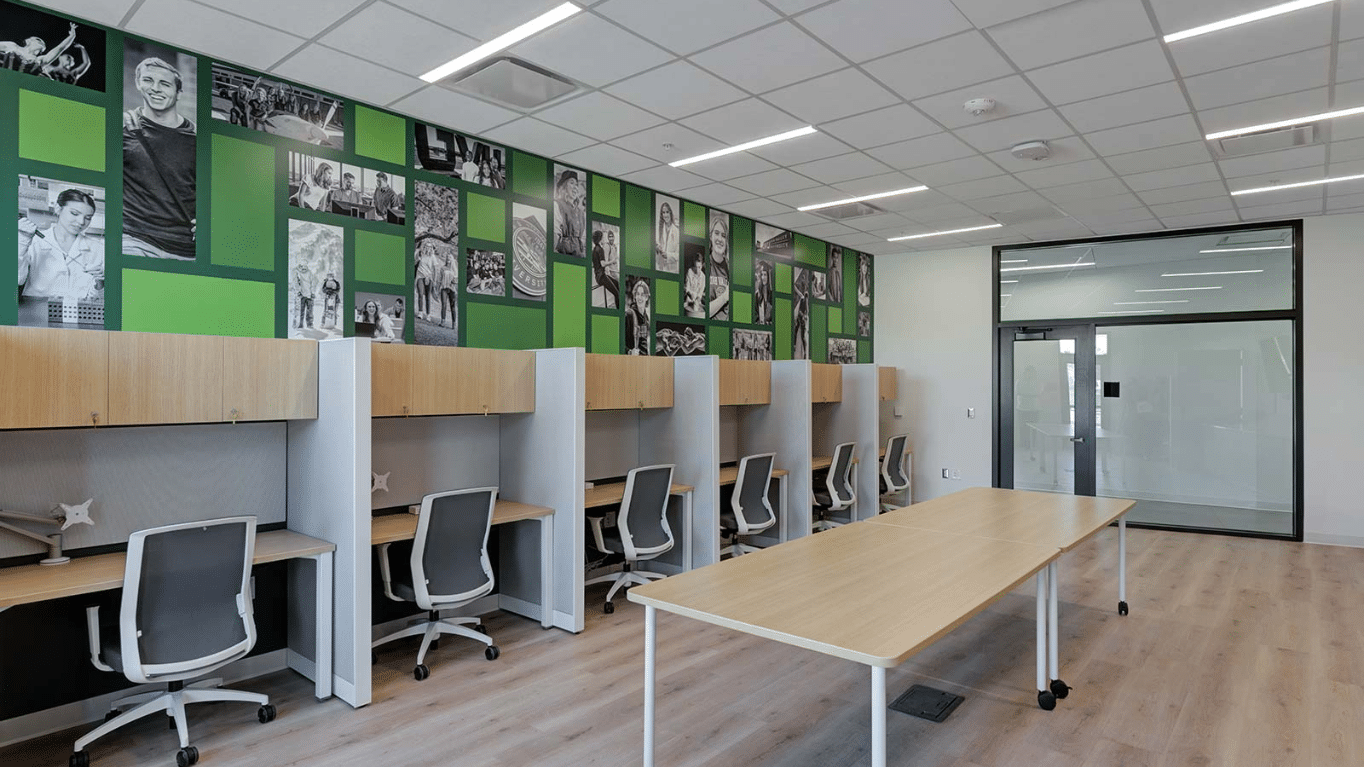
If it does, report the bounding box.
[0,529,336,700]
[371,499,555,628]
[585,481,695,572]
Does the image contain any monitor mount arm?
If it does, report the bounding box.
[0,499,95,565]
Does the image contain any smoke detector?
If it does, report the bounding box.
[964,98,996,116]
[1010,140,1051,161]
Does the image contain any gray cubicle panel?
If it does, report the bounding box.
[811,363,879,522]
[768,361,815,539]
[640,356,719,570]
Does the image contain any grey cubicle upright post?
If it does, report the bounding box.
[843,364,881,521]
[766,361,814,539]
[287,338,371,708]
[640,356,719,570]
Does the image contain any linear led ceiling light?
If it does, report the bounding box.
[1198,246,1290,253]
[798,185,928,212]
[1134,286,1223,292]
[1115,300,1190,305]
[1207,105,1364,141]
[421,3,582,83]
[1097,310,1166,315]
[1000,259,1028,263]
[1231,172,1364,196]
[669,126,818,167]
[1162,269,1264,276]
[1163,0,1333,44]
[887,223,1003,241]
[999,261,1095,272]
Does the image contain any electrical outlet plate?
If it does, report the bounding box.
[941,469,950,479]
[966,407,975,419]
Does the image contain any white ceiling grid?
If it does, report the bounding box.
[36,0,1364,253]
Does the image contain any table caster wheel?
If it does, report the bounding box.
[70,750,90,767]
[413,664,430,681]
[485,645,500,661]
[1037,691,1056,711]
[176,746,199,766]
[604,601,615,614]
[1118,600,1129,616]
[257,704,277,724]
[1049,679,1070,699]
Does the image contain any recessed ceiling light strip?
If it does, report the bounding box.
[999,261,1096,272]
[1206,104,1364,140]
[1134,286,1223,292]
[420,3,582,83]
[669,126,818,168]
[797,186,929,212]
[1096,310,1167,315]
[1162,270,1265,276]
[1198,246,1291,253]
[1231,172,1364,196]
[887,223,1003,241]
[1163,0,1334,44]
[1000,259,1028,263]
[1114,300,1190,304]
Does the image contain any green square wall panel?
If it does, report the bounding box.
[828,306,842,334]
[19,90,105,171]
[553,262,587,348]
[123,270,274,338]
[353,105,406,165]
[812,304,827,363]
[656,278,679,316]
[513,152,548,199]
[623,185,652,269]
[845,304,857,335]
[858,340,871,363]
[709,326,730,359]
[776,297,791,361]
[355,229,406,285]
[776,263,792,294]
[467,193,507,243]
[683,201,706,239]
[466,302,546,350]
[795,234,824,267]
[592,314,620,354]
[732,217,753,288]
[209,135,275,271]
[732,290,751,325]
[592,175,620,218]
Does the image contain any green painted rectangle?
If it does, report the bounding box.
[845,304,857,335]
[210,134,275,271]
[776,262,792,294]
[122,270,274,338]
[731,217,753,288]
[828,306,842,334]
[623,185,652,270]
[811,304,827,363]
[467,193,506,243]
[858,340,871,363]
[466,302,546,350]
[513,151,548,199]
[775,297,791,361]
[353,105,406,165]
[843,249,857,321]
[553,262,587,348]
[709,326,730,359]
[683,201,706,239]
[795,234,824,267]
[655,277,679,317]
[355,229,407,285]
[732,289,751,325]
[592,175,620,218]
[19,90,104,171]
[591,313,620,354]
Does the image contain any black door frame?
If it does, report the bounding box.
[998,325,1096,497]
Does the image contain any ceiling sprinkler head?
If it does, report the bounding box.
[662,142,675,151]
[964,97,996,116]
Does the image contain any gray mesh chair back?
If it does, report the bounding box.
[826,441,857,509]
[412,488,497,609]
[122,517,256,679]
[883,435,909,490]
[733,453,776,535]
[619,465,675,560]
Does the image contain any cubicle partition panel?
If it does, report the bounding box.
[751,361,814,540]
[287,338,372,708]
[845,365,882,520]
[499,347,584,633]
[640,357,720,570]
[371,417,502,510]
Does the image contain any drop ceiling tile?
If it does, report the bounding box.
[1238,199,1325,220]
[390,87,520,134]
[866,133,976,170]
[691,23,846,94]
[904,155,1007,186]
[729,168,822,196]
[511,12,673,87]
[769,0,828,12]
[676,183,758,207]
[1025,40,1175,106]
[398,0,565,40]
[968,191,1052,214]
[988,0,1156,71]
[620,165,710,193]
[128,0,305,69]
[533,92,665,141]
[1169,4,1332,77]
[1327,79,1364,140]
[484,117,595,157]
[1089,219,1163,236]
[1148,197,1235,219]
[797,0,971,63]
[1218,145,1327,179]
[1326,192,1364,212]
[764,68,900,124]
[834,231,887,246]
[1015,158,1115,189]
[1104,141,1214,176]
[863,32,1014,102]
[1057,82,1191,134]
[1056,193,1146,215]
[791,153,894,184]
[610,123,722,163]
[685,153,780,182]
[750,132,854,166]
[40,0,139,26]
[937,175,1029,200]
[681,99,805,145]
[799,221,862,238]
[321,3,477,77]
[274,45,424,108]
[1137,181,1231,206]
[1228,164,1328,190]
[604,61,747,120]
[953,110,1072,154]
[949,0,1078,28]
[913,76,1049,130]
[986,137,1096,172]
[1335,38,1364,84]
[762,211,829,229]
[820,105,941,150]
[1039,178,1132,203]
[1086,114,1203,156]
[727,198,792,218]
[596,0,779,56]
[1122,163,1222,192]
[769,186,847,209]
[197,0,365,36]
[1072,208,1155,228]
[910,202,992,222]
[831,171,927,195]
[863,241,913,255]
[874,189,954,213]
[1197,88,1329,137]
[1183,47,1330,111]
[850,212,917,232]
[1328,137,1364,164]
[1145,0,1264,33]
[555,144,658,176]
[1160,211,1241,229]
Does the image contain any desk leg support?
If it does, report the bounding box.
[682,491,693,571]
[1035,568,1053,710]
[644,605,656,767]
[1047,560,1068,701]
[540,515,554,629]
[871,665,887,767]
[313,551,333,701]
[1118,515,1129,616]
[778,476,789,543]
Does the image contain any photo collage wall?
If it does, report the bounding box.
[2,0,873,362]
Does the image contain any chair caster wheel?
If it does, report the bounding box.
[70,750,90,767]
[1037,691,1056,710]
[604,601,615,614]
[1118,600,1128,616]
[1050,679,1070,699]
[413,664,430,681]
[475,624,488,634]
[485,645,500,661]
[257,704,277,724]
[176,746,199,766]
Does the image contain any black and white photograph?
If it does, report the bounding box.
[793,267,811,361]
[0,0,105,90]
[512,203,548,302]
[354,291,406,343]
[858,252,872,307]
[591,221,620,309]
[858,311,871,338]
[289,152,406,225]
[708,210,730,321]
[466,249,506,297]
[656,321,707,357]
[827,244,844,304]
[682,243,706,319]
[288,219,344,341]
[624,275,651,356]
[414,181,459,346]
[654,194,680,273]
[732,329,773,361]
[810,270,827,302]
[415,123,505,189]
[16,175,106,329]
[212,62,343,148]
[754,222,793,259]
[553,164,586,258]
[122,39,197,261]
[753,259,774,326]
[828,337,857,365]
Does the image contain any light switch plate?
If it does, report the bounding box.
[966,407,975,419]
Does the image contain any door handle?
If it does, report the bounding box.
[1070,436,1085,443]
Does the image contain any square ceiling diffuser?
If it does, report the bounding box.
[438,56,577,110]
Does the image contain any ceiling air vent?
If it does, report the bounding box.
[1216,125,1316,157]
[437,56,577,109]
[812,201,887,220]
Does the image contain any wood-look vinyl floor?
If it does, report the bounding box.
[3,528,1362,767]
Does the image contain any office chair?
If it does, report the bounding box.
[72,517,275,767]
[586,464,675,614]
[372,488,500,681]
[812,442,857,532]
[880,434,911,512]
[720,453,776,557]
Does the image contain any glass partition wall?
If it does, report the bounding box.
[994,223,1301,539]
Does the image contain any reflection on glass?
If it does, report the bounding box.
[1013,340,1076,494]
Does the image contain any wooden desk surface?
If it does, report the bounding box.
[371,499,554,545]
[871,487,1135,552]
[584,482,693,509]
[717,465,790,486]
[628,522,1056,667]
[0,529,335,610]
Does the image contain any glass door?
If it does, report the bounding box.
[999,326,1095,496]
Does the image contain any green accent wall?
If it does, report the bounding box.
[655,278,679,317]
[354,229,406,286]
[553,261,586,348]
[210,134,275,271]
[623,184,653,270]
[708,326,730,358]
[591,314,620,354]
[353,105,406,165]
[18,90,104,171]
[592,175,620,218]
[122,270,274,338]
[466,303,546,350]
[467,193,506,243]
[683,201,706,239]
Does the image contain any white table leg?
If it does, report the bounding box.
[1048,561,1061,694]
[871,665,886,767]
[1118,514,1128,616]
[313,551,333,700]
[540,515,554,629]
[1035,568,1047,708]
[644,605,656,767]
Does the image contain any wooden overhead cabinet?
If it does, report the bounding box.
[372,345,535,417]
[810,363,843,403]
[718,359,771,406]
[585,354,673,410]
[107,332,224,425]
[0,326,108,429]
[223,337,319,421]
[878,366,898,402]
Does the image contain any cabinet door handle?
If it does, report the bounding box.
[229,407,240,424]
[402,405,409,417]
[90,411,99,426]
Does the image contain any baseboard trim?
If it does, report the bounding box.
[1304,532,1364,548]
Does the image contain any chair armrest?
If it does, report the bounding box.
[586,516,609,554]
[85,606,114,673]
[376,543,402,602]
